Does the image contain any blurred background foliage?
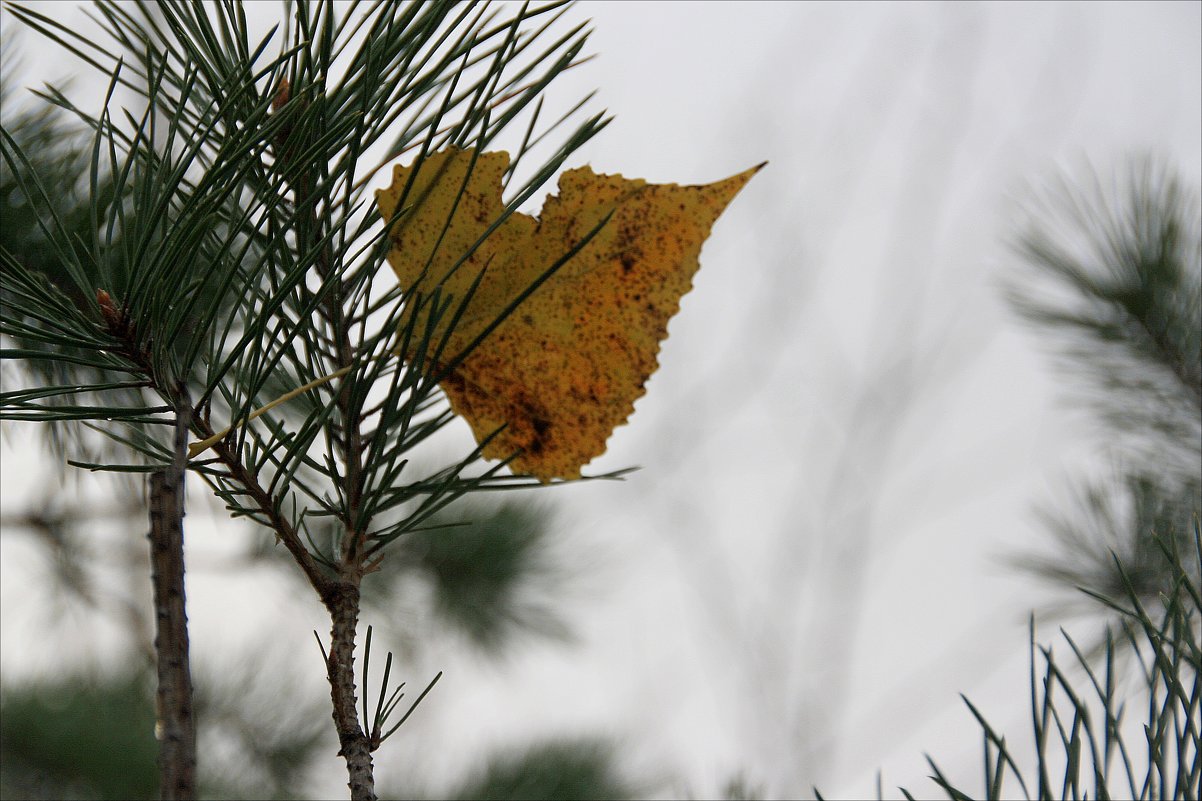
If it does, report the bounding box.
[367,499,573,655]
[899,159,1201,799]
[1,675,159,800]
[1006,158,1201,636]
[0,33,132,462]
[432,739,634,801]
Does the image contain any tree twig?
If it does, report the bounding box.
[148,386,197,800]
[275,71,377,798]
[326,583,375,801]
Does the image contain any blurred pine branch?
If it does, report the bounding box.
[1006,157,1201,628]
[896,157,1202,800]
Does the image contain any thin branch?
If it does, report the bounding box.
[147,387,196,800]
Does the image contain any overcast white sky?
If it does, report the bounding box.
[2,2,1200,798]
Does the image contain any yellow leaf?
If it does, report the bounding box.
[376,146,761,482]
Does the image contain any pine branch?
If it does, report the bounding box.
[1007,157,1202,631]
[147,390,196,800]
[325,583,375,801]
[1008,157,1202,462]
[3,2,607,795]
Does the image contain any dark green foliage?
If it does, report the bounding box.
[1,3,621,795]
[0,70,115,310]
[445,739,635,801]
[1006,158,1202,627]
[395,499,570,652]
[903,159,1202,799]
[0,0,613,510]
[1007,157,1201,449]
[0,674,159,800]
[1016,472,1200,626]
[911,527,1200,800]
[0,666,334,800]
[0,36,140,457]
